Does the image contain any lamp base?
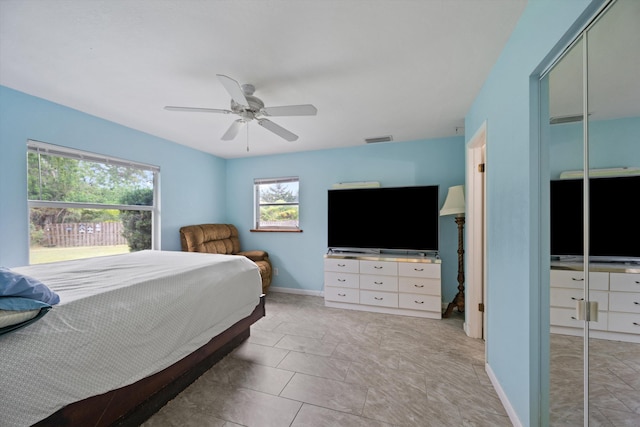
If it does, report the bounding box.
[442,291,464,318]
[442,215,465,319]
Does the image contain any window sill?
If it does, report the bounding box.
[250,229,303,233]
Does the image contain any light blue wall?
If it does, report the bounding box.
[550,116,640,177]
[0,86,228,267]
[465,0,601,425]
[226,138,465,301]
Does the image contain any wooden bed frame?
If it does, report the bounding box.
[33,295,266,427]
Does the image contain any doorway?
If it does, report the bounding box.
[466,121,486,340]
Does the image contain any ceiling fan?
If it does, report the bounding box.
[164,74,317,142]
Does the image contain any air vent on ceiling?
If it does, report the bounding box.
[365,135,393,144]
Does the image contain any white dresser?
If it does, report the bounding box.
[550,263,640,343]
[324,253,442,319]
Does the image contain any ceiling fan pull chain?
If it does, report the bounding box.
[246,122,250,152]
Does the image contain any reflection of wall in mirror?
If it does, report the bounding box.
[547,0,640,178]
[549,116,640,178]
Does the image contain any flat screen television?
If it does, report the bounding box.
[550,175,640,262]
[327,185,439,253]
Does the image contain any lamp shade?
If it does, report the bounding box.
[440,185,465,216]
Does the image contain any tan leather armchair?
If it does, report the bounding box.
[179,223,272,294]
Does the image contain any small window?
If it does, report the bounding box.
[253,177,300,231]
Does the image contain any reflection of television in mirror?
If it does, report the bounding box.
[327,185,439,253]
[550,175,640,262]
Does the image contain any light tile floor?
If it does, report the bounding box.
[549,333,640,426]
[143,292,509,426]
[143,293,639,426]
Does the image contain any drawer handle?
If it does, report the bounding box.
[634,302,639,305]
[571,277,584,281]
[636,281,640,284]
[414,300,424,304]
[414,284,424,288]
[338,293,346,297]
[414,268,424,272]
[571,316,578,320]
[338,279,346,282]
[374,297,383,300]
[374,266,383,269]
[634,322,640,326]
[570,297,584,301]
[337,264,346,267]
[374,281,383,285]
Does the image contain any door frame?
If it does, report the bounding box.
[465,121,487,340]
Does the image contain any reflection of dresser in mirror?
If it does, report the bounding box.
[550,262,640,343]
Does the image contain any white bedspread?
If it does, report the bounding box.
[0,250,262,427]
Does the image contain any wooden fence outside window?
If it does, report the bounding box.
[41,222,127,247]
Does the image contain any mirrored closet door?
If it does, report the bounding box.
[542,0,640,425]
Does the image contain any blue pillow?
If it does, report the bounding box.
[0,297,52,336]
[0,267,60,305]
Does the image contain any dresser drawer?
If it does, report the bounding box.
[398,262,440,279]
[608,312,640,334]
[324,271,359,289]
[324,286,359,304]
[550,288,608,310]
[398,293,440,312]
[550,270,609,290]
[398,277,440,295]
[324,258,359,273]
[360,274,398,292]
[609,292,640,313]
[550,307,608,330]
[610,272,640,292]
[359,290,398,308]
[359,260,397,276]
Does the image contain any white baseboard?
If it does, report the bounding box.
[269,286,324,297]
[485,363,522,427]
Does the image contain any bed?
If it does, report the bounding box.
[0,250,265,427]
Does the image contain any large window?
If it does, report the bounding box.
[253,177,300,231]
[27,140,160,264]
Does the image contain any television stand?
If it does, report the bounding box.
[324,253,442,319]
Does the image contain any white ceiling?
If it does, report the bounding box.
[0,0,527,159]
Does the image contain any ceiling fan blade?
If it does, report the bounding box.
[216,74,249,107]
[221,119,245,141]
[164,106,231,114]
[261,104,318,117]
[257,119,298,142]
